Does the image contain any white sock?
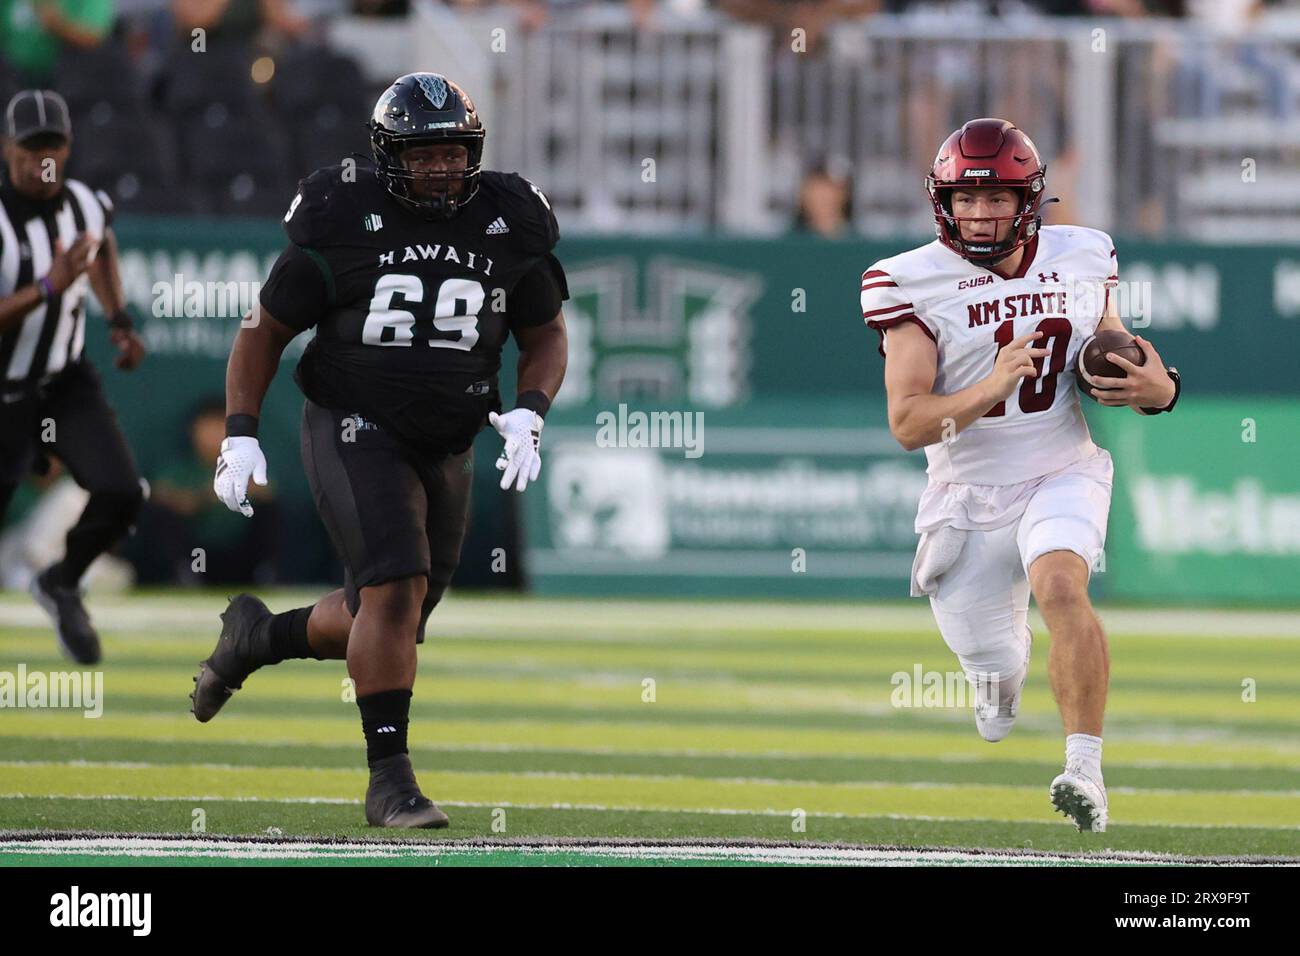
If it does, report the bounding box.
[1066,733,1103,780]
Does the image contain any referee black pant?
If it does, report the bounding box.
[0,360,143,586]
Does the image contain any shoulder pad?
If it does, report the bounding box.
[479,171,560,253]
[282,164,369,247]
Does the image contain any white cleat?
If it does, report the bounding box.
[1050,763,1109,832]
[974,628,1032,743]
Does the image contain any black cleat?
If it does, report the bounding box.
[30,566,101,665]
[365,754,450,829]
[191,594,272,722]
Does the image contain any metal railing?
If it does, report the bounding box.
[418,4,1300,240]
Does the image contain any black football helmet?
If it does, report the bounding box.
[368,72,485,219]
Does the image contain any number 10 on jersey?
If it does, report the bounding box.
[984,317,1072,417]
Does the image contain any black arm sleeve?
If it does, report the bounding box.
[258,244,332,332]
[507,254,569,332]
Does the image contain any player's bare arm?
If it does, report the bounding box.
[514,309,568,403]
[491,305,569,493]
[212,307,299,517]
[224,306,300,422]
[884,322,1048,451]
[1092,304,1176,413]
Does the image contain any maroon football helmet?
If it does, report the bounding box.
[926,118,1047,264]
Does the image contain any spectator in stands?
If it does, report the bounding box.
[504,0,659,33]
[795,163,851,237]
[719,0,879,51]
[351,0,409,16]
[1023,0,1148,14]
[129,396,279,586]
[0,0,116,83]
[1171,0,1291,120]
[170,0,309,43]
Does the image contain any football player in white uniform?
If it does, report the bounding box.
[861,118,1181,832]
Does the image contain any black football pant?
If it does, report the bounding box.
[0,361,144,585]
[300,399,472,643]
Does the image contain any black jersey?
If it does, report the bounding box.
[259,162,565,455]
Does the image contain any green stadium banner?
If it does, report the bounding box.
[522,400,926,598]
[1086,399,1300,606]
[84,219,1300,602]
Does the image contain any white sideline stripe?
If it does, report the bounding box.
[3,793,1298,831]
[6,759,1300,799]
[0,837,1207,866]
[2,596,1298,638]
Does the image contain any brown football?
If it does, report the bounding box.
[1077,329,1145,401]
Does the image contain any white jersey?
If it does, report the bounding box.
[861,225,1119,486]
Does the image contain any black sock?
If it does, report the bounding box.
[358,689,412,767]
[265,606,317,663]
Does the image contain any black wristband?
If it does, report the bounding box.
[1141,367,1180,415]
[225,413,259,438]
[516,389,551,419]
[107,307,136,332]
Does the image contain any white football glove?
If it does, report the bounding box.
[489,408,543,492]
[213,436,268,517]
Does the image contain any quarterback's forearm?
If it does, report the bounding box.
[889,381,998,452]
[514,312,567,404]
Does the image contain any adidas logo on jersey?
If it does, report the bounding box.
[485,217,510,235]
[363,213,383,232]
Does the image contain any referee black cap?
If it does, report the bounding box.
[5,90,73,146]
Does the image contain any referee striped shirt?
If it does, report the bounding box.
[0,176,113,388]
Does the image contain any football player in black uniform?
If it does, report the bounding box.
[195,73,569,829]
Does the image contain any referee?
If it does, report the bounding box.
[0,90,146,664]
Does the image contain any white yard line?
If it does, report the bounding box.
[5,758,1300,799]
[5,736,1298,769]
[2,594,1298,638]
[3,792,1298,831]
[0,835,1286,866]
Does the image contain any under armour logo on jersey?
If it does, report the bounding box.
[1038,271,1059,283]
[485,217,510,235]
[363,213,384,232]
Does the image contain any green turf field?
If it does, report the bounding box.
[1,592,1297,866]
